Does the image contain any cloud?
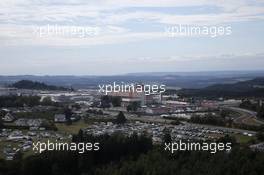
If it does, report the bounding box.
[1,52,263,75]
[0,24,167,46]
[0,0,263,46]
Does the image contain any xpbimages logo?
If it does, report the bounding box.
[164,140,232,154]
[33,140,100,154]
[98,82,166,95]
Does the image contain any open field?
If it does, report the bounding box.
[55,120,90,135]
[232,134,254,144]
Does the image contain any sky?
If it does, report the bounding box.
[0,0,264,75]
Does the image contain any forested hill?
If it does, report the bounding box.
[204,77,264,92]
[11,80,69,91]
[178,77,264,98]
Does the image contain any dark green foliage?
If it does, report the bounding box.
[95,147,264,175]
[233,123,264,132]
[240,99,259,111]
[256,131,264,141]
[190,114,226,126]
[178,78,264,98]
[0,96,41,107]
[100,96,122,108]
[14,108,63,120]
[115,111,127,124]
[11,80,69,91]
[162,128,172,144]
[1,133,264,175]
[257,107,264,119]
[86,109,104,115]
[64,107,73,125]
[170,120,181,125]
[100,95,111,108]
[0,110,7,118]
[0,117,3,129]
[220,109,231,119]
[13,133,152,175]
[0,95,60,107]
[127,102,140,112]
[111,96,122,107]
[217,134,237,145]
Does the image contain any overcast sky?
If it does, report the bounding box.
[0,0,264,75]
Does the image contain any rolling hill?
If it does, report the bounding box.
[178,78,264,98]
[11,80,70,91]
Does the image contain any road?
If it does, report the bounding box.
[224,106,264,126]
[185,122,256,135]
[104,110,257,135]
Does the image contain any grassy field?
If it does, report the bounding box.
[0,140,18,159]
[242,117,263,126]
[55,120,90,135]
[14,110,63,120]
[232,134,254,144]
[0,119,107,159]
[0,132,71,160]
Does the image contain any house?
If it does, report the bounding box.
[2,113,15,122]
[54,114,66,123]
[250,142,264,152]
[108,85,146,107]
[145,106,171,115]
[7,131,29,140]
[15,118,43,127]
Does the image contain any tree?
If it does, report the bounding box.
[77,129,84,141]
[127,102,140,112]
[101,95,111,108]
[0,111,6,129]
[111,96,121,107]
[126,105,132,112]
[0,110,7,117]
[257,107,264,119]
[162,128,172,144]
[14,151,23,161]
[240,99,257,111]
[64,107,72,125]
[256,131,264,141]
[115,111,127,124]
[72,103,81,110]
[0,116,4,129]
[218,134,237,145]
[220,109,229,119]
[41,96,53,106]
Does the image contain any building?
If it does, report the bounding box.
[2,113,15,122]
[145,106,171,115]
[15,118,43,127]
[109,90,146,107]
[108,84,164,107]
[146,94,162,104]
[54,114,66,123]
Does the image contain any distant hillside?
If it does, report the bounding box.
[0,70,264,89]
[178,78,264,98]
[205,78,264,92]
[11,80,69,91]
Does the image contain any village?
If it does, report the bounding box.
[0,85,263,160]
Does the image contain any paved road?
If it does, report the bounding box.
[104,110,257,135]
[184,122,256,135]
[224,106,264,126]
